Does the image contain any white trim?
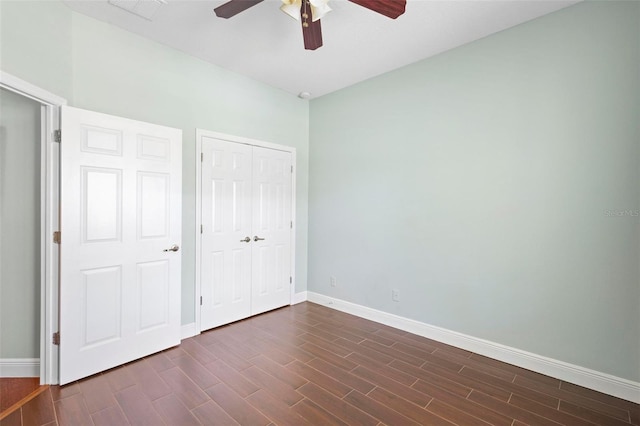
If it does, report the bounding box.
[195,130,203,335]
[289,149,297,306]
[0,359,40,378]
[0,71,67,106]
[194,129,297,334]
[306,292,640,404]
[1,71,67,385]
[291,291,308,305]
[41,104,61,385]
[181,323,199,340]
[196,129,298,154]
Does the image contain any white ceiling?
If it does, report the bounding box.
[62,0,579,99]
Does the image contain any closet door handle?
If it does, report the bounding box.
[163,244,180,252]
[240,237,251,243]
[253,236,265,242]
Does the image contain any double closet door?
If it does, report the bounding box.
[200,137,293,331]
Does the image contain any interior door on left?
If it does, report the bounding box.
[59,106,182,384]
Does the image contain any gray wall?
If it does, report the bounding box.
[0,88,42,358]
[308,1,640,381]
[0,0,309,335]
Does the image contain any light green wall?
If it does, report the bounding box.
[0,0,73,100]
[309,1,640,381]
[0,88,41,358]
[68,12,310,324]
[0,0,309,339]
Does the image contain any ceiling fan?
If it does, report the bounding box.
[213,0,407,50]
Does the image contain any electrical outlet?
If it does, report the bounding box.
[392,289,400,302]
[330,276,337,287]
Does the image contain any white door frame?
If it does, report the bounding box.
[195,129,297,334]
[0,71,67,384]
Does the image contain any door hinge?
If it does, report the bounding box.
[200,296,203,306]
[52,332,60,345]
[291,165,293,173]
[53,130,61,143]
[53,231,61,244]
[200,224,203,234]
[201,152,204,162]
[290,221,293,229]
[290,276,292,284]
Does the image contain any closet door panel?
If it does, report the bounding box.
[200,138,252,330]
[251,147,292,315]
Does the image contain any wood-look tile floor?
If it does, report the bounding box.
[2,302,638,426]
[0,378,42,413]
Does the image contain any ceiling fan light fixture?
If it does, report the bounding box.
[281,0,330,21]
[309,0,331,22]
[280,0,302,20]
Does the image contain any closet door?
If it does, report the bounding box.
[200,137,252,330]
[199,136,293,331]
[251,147,292,315]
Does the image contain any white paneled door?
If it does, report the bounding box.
[59,106,182,385]
[251,147,292,316]
[200,138,252,329]
[200,137,292,331]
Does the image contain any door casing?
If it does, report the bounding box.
[194,129,297,334]
[0,71,67,384]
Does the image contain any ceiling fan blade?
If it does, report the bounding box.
[214,0,264,19]
[299,0,323,50]
[302,18,323,50]
[348,0,406,19]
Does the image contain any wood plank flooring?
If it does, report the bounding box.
[0,378,42,413]
[2,302,638,425]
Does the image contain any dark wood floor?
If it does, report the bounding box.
[1,378,41,412]
[2,302,638,425]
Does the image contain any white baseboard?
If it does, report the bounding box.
[181,322,199,340]
[306,292,640,404]
[292,291,308,305]
[0,358,40,377]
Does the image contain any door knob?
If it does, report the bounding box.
[163,244,179,252]
[253,236,265,242]
[240,237,251,243]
